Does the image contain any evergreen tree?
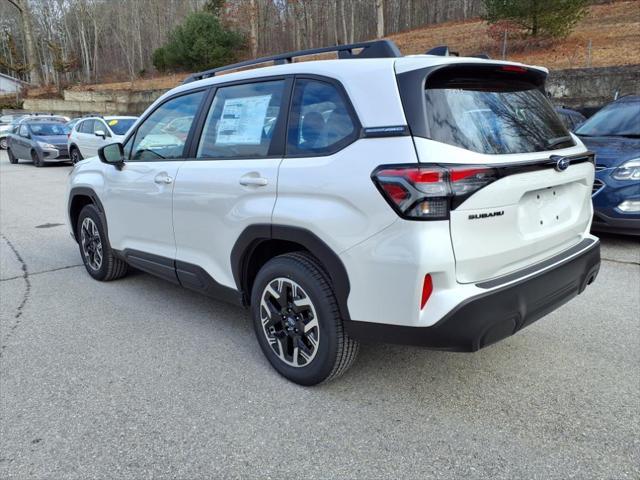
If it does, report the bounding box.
[152,12,244,72]
[483,0,589,38]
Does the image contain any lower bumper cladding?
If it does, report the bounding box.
[344,240,601,352]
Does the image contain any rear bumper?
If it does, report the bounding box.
[344,239,601,351]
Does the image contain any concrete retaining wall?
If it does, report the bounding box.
[548,64,640,109]
[23,88,166,116]
[21,64,640,116]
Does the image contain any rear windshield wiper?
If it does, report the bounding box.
[545,136,574,148]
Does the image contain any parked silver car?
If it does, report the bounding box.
[6,118,70,167]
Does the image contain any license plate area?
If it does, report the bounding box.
[518,183,576,235]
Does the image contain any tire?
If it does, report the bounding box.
[7,148,17,164]
[31,150,43,167]
[76,204,128,281]
[70,147,83,164]
[251,252,359,386]
[0,137,7,150]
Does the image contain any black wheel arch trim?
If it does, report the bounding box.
[68,187,107,242]
[231,224,352,321]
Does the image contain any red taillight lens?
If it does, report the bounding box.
[449,166,498,198]
[449,167,488,182]
[381,183,409,203]
[372,164,498,220]
[421,274,433,309]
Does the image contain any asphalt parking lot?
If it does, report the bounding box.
[0,150,638,480]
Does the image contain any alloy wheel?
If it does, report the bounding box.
[260,277,320,367]
[80,217,103,271]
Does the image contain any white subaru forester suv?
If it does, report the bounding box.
[66,41,600,385]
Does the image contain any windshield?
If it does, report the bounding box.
[425,74,572,154]
[575,101,640,137]
[29,123,67,136]
[107,118,136,136]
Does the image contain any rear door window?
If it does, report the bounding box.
[196,80,286,159]
[425,67,573,154]
[287,79,357,156]
[79,120,94,134]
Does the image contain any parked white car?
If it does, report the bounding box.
[66,40,600,385]
[68,116,137,163]
[0,123,15,149]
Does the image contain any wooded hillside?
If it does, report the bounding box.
[0,0,484,86]
[1,0,637,93]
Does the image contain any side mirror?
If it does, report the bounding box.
[98,142,125,167]
[94,130,107,139]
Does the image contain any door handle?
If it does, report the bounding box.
[154,173,173,184]
[239,175,268,187]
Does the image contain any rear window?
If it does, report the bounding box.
[425,67,573,154]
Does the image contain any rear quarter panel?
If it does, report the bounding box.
[272,137,418,254]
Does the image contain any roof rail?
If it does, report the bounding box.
[183,39,402,84]
[425,45,459,57]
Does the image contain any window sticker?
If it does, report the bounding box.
[216,94,272,145]
[108,119,119,126]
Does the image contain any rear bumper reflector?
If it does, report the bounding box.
[421,274,433,309]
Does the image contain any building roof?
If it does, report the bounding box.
[0,72,29,85]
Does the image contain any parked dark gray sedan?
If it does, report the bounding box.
[6,119,70,167]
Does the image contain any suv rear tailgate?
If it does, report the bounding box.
[449,156,594,283]
[398,60,595,284]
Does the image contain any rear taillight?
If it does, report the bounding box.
[372,164,498,220]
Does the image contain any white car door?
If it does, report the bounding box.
[172,79,290,290]
[102,89,208,267]
[89,119,110,157]
[75,119,94,157]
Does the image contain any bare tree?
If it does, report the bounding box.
[376,0,384,38]
[0,0,489,88]
[249,0,258,57]
[7,0,41,85]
